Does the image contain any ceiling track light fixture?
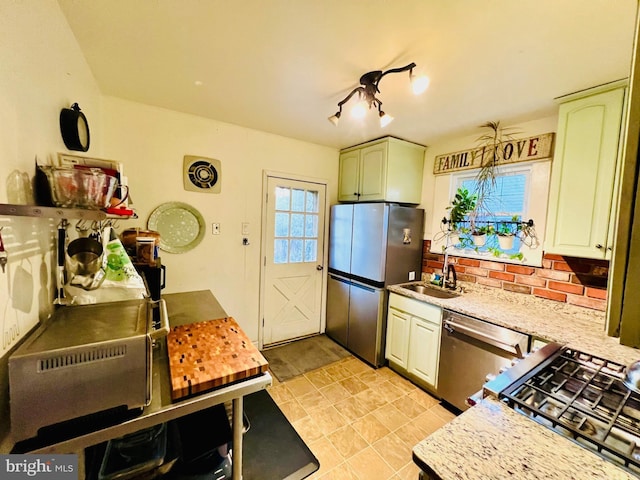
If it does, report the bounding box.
[328,62,428,128]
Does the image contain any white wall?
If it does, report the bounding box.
[0,0,103,358]
[101,99,338,342]
[0,0,105,445]
[0,0,337,355]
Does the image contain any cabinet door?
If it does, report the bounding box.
[385,140,425,204]
[408,317,440,388]
[358,142,388,201]
[545,86,626,259]
[338,150,360,202]
[386,306,410,368]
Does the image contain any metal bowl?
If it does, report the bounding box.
[624,360,640,394]
[67,237,103,275]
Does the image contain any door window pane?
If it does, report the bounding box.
[291,189,305,212]
[290,239,303,262]
[275,213,289,237]
[275,187,290,210]
[305,191,319,213]
[305,215,318,237]
[291,213,304,237]
[274,239,288,264]
[304,240,317,262]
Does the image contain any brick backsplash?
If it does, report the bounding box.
[422,240,608,311]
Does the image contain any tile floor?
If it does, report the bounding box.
[265,354,457,480]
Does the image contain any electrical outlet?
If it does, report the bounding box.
[212,223,220,235]
[408,271,416,281]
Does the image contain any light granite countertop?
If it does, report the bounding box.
[388,282,640,479]
[388,281,640,365]
[413,397,638,480]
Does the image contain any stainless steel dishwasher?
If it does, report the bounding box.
[438,309,529,411]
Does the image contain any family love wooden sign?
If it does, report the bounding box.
[433,133,555,175]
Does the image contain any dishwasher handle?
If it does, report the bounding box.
[443,319,525,358]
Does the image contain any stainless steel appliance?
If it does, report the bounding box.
[327,203,424,366]
[9,298,169,442]
[484,343,640,475]
[438,309,528,411]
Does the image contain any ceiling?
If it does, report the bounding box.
[57,0,638,149]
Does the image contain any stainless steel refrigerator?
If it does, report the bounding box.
[326,203,424,366]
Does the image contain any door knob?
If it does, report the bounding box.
[316,265,324,271]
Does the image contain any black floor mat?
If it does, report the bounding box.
[242,389,319,480]
[262,334,351,382]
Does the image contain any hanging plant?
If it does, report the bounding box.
[471,225,492,246]
[469,121,520,231]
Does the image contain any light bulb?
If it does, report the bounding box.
[379,112,394,128]
[351,101,368,119]
[411,75,430,95]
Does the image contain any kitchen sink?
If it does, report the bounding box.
[402,283,460,299]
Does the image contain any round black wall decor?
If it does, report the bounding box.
[60,103,90,152]
[183,155,222,193]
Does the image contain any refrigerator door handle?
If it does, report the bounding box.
[329,274,351,285]
[349,280,377,293]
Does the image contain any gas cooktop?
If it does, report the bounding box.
[496,346,640,475]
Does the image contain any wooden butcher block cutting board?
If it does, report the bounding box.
[167,316,269,400]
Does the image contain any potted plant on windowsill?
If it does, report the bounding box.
[446,187,477,245]
[471,225,491,247]
[497,222,515,250]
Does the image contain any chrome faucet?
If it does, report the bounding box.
[443,263,457,290]
[442,231,457,290]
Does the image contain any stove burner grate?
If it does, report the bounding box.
[501,348,640,474]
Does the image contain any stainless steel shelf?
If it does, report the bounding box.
[22,369,272,454]
[0,289,271,480]
[0,203,107,220]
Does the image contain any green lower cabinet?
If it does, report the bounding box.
[386,292,442,392]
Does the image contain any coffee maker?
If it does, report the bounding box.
[135,258,166,301]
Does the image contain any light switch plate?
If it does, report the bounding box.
[212,223,220,235]
[241,222,250,235]
[408,271,416,281]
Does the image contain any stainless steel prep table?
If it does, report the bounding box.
[1,290,271,480]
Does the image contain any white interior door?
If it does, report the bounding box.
[262,176,326,346]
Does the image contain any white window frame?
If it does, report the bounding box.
[430,160,551,267]
[454,164,532,220]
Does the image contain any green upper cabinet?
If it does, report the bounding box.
[338,137,425,204]
[545,81,627,259]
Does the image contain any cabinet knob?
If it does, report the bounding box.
[607,246,613,251]
[595,244,603,249]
